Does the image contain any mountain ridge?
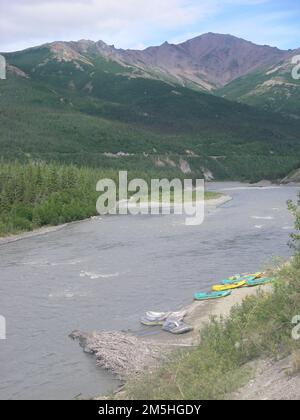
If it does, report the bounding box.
[5,33,298,92]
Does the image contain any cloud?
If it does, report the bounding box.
[0,0,218,51]
[0,0,298,51]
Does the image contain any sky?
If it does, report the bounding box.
[0,0,299,52]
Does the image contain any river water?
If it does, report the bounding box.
[0,182,298,400]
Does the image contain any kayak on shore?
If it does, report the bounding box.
[246,277,275,287]
[222,272,265,285]
[141,273,274,331]
[212,281,246,292]
[193,272,269,302]
[194,291,232,301]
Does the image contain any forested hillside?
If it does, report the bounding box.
[1,38,300,238]
[1,44,300,181]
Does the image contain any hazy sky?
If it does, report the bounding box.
[0,0,299,52]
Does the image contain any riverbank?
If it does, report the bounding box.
[1,161,211,240]
[120,256,300,400]
[75,258,300,400]
[77,282,271,388]
[0,193,232,246]
[139,282,272,348]
[0,224,69,246]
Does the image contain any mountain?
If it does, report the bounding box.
[112,33,289,90]
[1,34,300,181]
[217,52,300,117]
[5,33,297,95]
[19,33,291,92]
[73,34,300,116]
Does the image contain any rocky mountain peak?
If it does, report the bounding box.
[11,33,299,92]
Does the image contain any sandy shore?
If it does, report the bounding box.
[139,284,271,348]
[0,194,232,246]
[0,224,69,246]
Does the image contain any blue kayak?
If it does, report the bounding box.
[246,278,275,287]
[194,291,231,301]
[222,275,256,285]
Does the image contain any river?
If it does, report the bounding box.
[0,182,298,400]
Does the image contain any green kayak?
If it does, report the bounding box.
[194,291,231,301]
[246,278,275,287]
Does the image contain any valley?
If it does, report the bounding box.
[1,0,300,403]
[1,33,300,183]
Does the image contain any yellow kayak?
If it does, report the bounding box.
[212,281,246,292]
[253,272,265,279]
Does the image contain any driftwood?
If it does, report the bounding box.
[70,330,165,378]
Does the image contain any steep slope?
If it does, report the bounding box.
[178,33,288,86]
[1,43,300,181]
[117,33,288,90]
[217,52,300,117]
